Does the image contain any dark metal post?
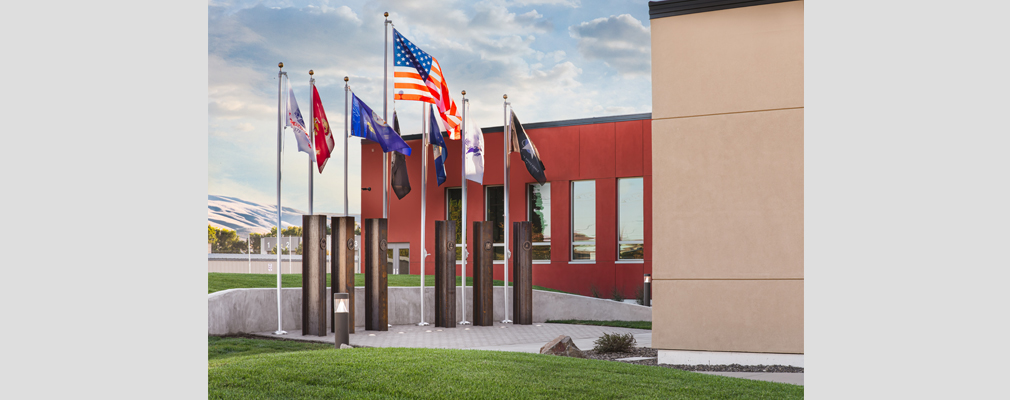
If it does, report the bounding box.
[434,220,456,328]
[512,221,533,325]
[472,221,494,326]
[301,215,327,336]
[364,218,388,331]
[644,274,652,307]
[331,216,356,333]
[333,292,350,347]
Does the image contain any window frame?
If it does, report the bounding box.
[569,179,596,263]
[616,177,645,263]
[526,182,551,263]
[445,186,464,263]
[485,185,506,264]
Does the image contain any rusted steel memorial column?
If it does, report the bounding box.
[472,221,494,326]
[512,221,533,325]
[301,215,328,336]
[364,218,388,331]
[434,220,456,328]
[331,216,356,333]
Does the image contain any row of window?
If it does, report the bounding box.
[445,177,644,263]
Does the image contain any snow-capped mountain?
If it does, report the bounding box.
[208,195,308,237]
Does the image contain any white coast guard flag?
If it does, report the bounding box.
[463,101,484,184]
[285,76,315,162]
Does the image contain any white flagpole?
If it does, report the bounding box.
[275,62,287,335]
[308,70,315,216]
[418,102,430,326]
[502,94,512,324]
[344,76,350,217]
[459,91,470,325]
[383,12,391,219]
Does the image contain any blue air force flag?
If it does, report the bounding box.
[429,107,448,186]
[350,93,412,156]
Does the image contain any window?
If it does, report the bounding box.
[618,177,644,260]
[446,187,463,261]
[485,186,505,262]
[527,183,551,261]
[571,180,596,261]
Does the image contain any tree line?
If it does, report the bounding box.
[209,224,360,255]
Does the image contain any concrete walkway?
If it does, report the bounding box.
[250,323,802,386]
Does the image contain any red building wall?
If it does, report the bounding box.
[360,115,652,298]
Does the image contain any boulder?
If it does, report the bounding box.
[539,335,586,358]
[339,344,353,349]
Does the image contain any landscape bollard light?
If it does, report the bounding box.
[334,292,350,348]
[643,274,651,307]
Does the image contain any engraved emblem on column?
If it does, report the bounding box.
[379,239,387,251]
[522,241,532,251]
[346,238,355,250]
[484,241,492,250]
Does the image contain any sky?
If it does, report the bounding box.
[209,0,653,217]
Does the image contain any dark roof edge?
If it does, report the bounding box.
[648,0,796,19]
[383,112,652,142]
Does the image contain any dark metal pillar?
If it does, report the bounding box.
[472,221,494,326]
[434,220,456,328]
[512,221,533,325]
[364,218,388,331]
[331,216,355,333]
[644,274,652,307]
[301,215,327,336]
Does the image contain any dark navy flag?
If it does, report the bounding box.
[429,108,448,186]
[390,112,411,200]
[509,111,547,185]
[350,93,412,156]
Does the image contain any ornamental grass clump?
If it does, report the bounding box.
[593,332,637,353]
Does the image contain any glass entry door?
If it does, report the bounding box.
[386,243,410,275]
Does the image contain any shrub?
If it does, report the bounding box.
[635,285,644,305]
[593,332,637,353]
[610,286,625,302]
[590,285,601,298]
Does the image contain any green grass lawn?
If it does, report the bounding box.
[208,273,566,294]
[546,320,652,330]
[208,336,802,399]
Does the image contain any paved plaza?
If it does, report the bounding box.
[251,322,802,386]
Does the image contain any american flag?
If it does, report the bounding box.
[393,28,462,139]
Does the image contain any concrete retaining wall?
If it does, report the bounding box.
[209,287,651,336]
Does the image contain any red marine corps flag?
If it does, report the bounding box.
[311,85,334,173]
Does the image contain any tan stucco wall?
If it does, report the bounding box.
[650,1,803,354]
[651,1,803,119]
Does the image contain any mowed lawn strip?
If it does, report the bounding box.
[209,336,332,362]
[208,343,803,399]
[546,319,652,330]
[208,273,565,294]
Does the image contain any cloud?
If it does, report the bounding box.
[235,122,255,132]
[509,0,580,7]
[569,14,650,77]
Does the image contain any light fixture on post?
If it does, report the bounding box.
[643,274,651,307]
[334,292,350,347]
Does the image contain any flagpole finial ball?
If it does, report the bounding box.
[461,90,466,96]
[309,70,314,76]
[503,94,508,99]
[278,62,284,68]
[344,76,349,82]
[384,12,389,17]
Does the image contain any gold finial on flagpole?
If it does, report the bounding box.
[384,12,389,17]
[344,76,349,82]
[278,62,284,68]
[309,70,314,76]
[503,94,508,100]
[461,90,466,96]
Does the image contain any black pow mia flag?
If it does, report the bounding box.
[509,110,547,185]
[390,111,411,199]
